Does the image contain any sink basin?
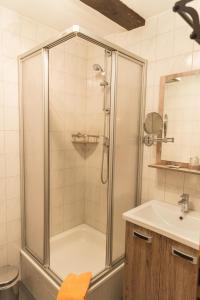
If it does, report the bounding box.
[123,200,200,249]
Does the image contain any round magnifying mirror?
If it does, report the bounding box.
[144,112,163,134]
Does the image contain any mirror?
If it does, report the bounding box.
[158,70,200,166]
[144,112,163,134]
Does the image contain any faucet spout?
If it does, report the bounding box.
[178,193,190,213]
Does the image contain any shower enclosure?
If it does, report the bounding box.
[19,26,146,287]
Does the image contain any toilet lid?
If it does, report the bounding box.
[0,265,19,287]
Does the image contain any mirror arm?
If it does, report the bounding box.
[154,137,175,143]
[143,135,174,146]
[163,114,168,139]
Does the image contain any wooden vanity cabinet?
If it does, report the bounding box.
[159,237,199,300]
[124,222,199,300]
[124,223,162,300]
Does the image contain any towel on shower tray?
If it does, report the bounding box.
[56,272,92,300]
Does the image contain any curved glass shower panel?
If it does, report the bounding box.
[49,37,110,279]
[111,54,143,262]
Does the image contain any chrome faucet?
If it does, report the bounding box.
[178,193,190,213]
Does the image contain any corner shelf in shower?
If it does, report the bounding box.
[148,163,200,175]
[72,133,99,145]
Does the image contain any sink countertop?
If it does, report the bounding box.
[123,200,200,250]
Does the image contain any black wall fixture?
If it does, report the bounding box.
[173,0,200,44]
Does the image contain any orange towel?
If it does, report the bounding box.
[57,272,92,300]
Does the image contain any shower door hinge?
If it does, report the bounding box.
[106,50,112,56]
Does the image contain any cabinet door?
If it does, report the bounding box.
[159,237,199,300]
[124,222,161,300]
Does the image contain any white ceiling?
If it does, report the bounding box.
[0,0,176,36]
[122,0,176,19]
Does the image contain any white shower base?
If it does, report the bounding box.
[50,224,106,279]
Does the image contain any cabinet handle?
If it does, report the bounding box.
[172,247,198,264]
[133,231,152,243]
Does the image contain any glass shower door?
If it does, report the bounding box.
[111,53,143,262]
[48,37,111,279]
[20,50,48,263]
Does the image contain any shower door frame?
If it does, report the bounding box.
[110,51,146,265]
[19,25,147,286]
[19,48,50,266]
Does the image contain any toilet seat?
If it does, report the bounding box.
[0,265,19,288]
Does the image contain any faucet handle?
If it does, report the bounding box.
[178,193,189,205]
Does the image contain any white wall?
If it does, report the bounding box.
[0,5,57,267]
[107,3,200,212]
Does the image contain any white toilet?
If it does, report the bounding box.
[0,266,19,300]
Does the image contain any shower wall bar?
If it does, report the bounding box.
[19,25,147,287]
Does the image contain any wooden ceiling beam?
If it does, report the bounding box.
[80,0,145,30]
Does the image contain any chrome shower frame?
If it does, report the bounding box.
[18,25,147,287]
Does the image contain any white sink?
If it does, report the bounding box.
[123,200,200,249]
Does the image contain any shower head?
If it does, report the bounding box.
[93,64,103,72]
[93,64,105,76]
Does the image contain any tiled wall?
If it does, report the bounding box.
[50,38,108,236]
[0,5,57,267]
[49,38,87,236]
[84,43,108,233]
[107,2,200,212]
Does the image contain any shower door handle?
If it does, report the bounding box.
[133,231,152,243]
